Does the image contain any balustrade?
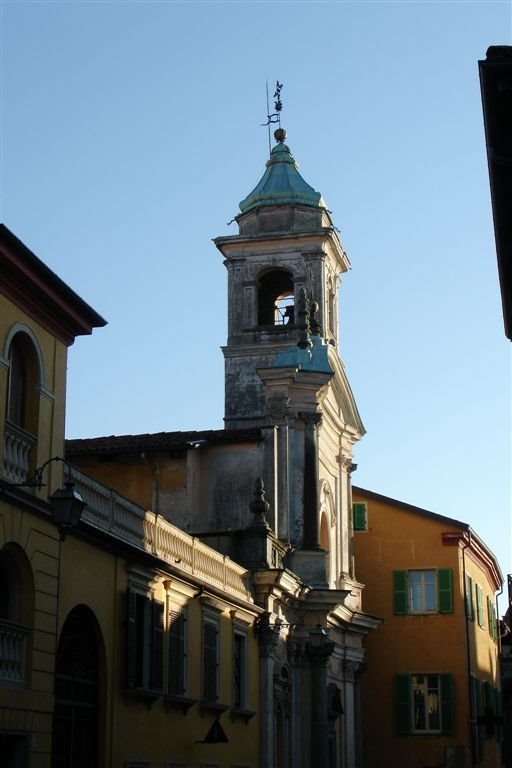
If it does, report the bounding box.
[3,420,37,484]
[66,466,252,602]
[0,618,29,683]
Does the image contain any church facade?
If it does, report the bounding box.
[67,126,380,768]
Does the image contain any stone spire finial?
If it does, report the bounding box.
[308,299,321,337]
[296,287,312,349]
[249,477,270,527]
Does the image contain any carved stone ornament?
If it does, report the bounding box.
[249,477,270,527]
[267,394,290,421]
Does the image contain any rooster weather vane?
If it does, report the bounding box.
[262,81,284,156]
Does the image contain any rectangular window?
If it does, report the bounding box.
[393,569,453,615]
[127,590,164,692]
[168,609,187,695]
[412,674,440,732]
[465,574,475,621]
[352,502,367,531]
[395,674,453,735]
[409,571,437,613]
[476,584,485,628]
[233,630,247,708]
[203,617,219,702]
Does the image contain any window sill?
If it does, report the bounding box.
[165,694,197,714]
[230,706,257,724]
[199,700,229,717]
[124,687,162,709]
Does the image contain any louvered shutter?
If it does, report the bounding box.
[393,571,408,614]
[437,569,453,613]
[476,584,484,627]
[440,674,454,735]
[395,675,411,734]
[169,610,186,695]
[495,688,503,743]
[151,600,164,691]
[203,620,218,702]
[352,502,367,531]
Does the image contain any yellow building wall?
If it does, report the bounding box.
[58,534,260,768]
[353,490,501,768]
[1,294,261,767]
[0,500,60,767]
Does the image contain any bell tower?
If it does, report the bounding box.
[215,126,365,589]
[215,128,349,430]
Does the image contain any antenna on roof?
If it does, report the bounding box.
[261,80,283,157]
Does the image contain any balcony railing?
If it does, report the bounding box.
[0,618,30,684]
[65,466,253,603]
[3,420,37,484]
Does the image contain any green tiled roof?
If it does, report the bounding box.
[239,133,325,213]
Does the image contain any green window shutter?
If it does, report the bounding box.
[474,677,484,761]
[437,569,453,613]
[440,674,455,735]
[476,584,484,628]
[352,502,367,531]
[495,688,503,743]
[395,674,412,734]
[486,597,495,639]
[393,571,408,614]
[465,575,474,621]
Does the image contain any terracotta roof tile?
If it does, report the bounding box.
[66,427,261,455]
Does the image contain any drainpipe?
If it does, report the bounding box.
[461,532,475,768]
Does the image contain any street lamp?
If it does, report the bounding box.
[0,456,86,540]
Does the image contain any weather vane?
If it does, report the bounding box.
[262,80,284,156]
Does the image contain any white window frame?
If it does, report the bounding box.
[411,674,441,734]
[409,569,437,614]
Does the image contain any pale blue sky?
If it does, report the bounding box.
[1,1,511,600]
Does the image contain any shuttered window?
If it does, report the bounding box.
[233,631,247,708]
[126,589,164,692]
[393,569,453,614]
[486,596,497,641]
[475,584,485,628]
[168,609,187,695]
[395,673,454,735]
[352,502,367,531]
[470,675,484,762]
[203,618,219,702]
[465,575,475,621]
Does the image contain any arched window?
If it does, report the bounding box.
[258,270,295,327]
[0,544,34,685]
[3,330,42,483]
[52,606,101,768]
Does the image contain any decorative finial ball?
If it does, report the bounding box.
[274,128,287,143]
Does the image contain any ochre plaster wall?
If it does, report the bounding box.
[353,491,501,768]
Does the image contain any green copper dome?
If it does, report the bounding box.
[239,132,326,214]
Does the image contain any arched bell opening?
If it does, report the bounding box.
[258,270,295,327]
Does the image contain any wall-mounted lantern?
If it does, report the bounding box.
[0,456,86,540]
